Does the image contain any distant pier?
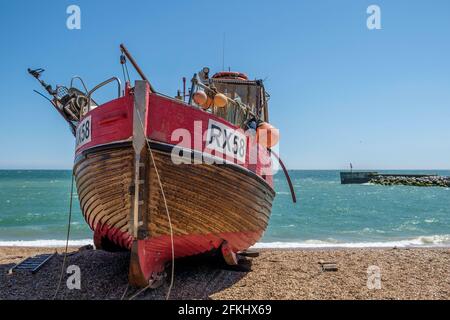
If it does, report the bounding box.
[340,172,449,187]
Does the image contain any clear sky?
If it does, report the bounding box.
[0,0,449,170]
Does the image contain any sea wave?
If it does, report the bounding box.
[0,239,93,247]
[253,235,450,249]
[1,235,450,249]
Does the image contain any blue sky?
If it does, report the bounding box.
[0,0,449,169]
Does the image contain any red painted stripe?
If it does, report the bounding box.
[75,91,273,187]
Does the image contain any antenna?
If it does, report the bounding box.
[222,33,225,71]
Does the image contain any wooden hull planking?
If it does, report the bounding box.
[74,143,275,285]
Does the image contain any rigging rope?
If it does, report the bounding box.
[121,65,127,86]
[52,171,75,300]
[120,54,131,84]
[124,63,131,83]
[134,99,175,301]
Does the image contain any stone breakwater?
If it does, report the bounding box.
[370,175,450,187]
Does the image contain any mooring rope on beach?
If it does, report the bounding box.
[128,283,151,300]
[120,283,129,300]
[134,99,175,301]
[52,171,75,300]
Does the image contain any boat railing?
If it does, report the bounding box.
[87,77,122,113]
[70,76,89,94]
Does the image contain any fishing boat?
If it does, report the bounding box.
[28,44,295,287]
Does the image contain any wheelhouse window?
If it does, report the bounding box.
[192,75,268,128]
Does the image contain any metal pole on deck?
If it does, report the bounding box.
[120,44,155,92]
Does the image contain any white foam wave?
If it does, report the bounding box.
[0,239,93,247]
[253,235,450,249]
[2,236,449,249]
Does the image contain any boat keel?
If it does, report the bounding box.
[128,240,166,288]
[221,241,239,266]
[128,241,149,287]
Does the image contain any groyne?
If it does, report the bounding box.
[340,172,450,187]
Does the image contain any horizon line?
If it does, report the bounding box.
[1,168,450,171]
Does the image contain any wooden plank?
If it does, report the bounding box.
[74,144,275,253]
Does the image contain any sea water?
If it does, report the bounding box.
[0,170,449,248]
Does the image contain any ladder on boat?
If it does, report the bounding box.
[8,252,56,274]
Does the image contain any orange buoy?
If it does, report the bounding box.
[193,90,207,106]
[214,93,228,108]
[200,96,214,110]
[257,122,280,148]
